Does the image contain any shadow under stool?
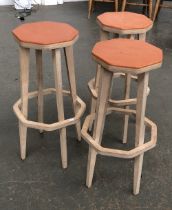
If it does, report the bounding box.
[82,38,162,195]
[12,21,86,168]
[89,12,153,144]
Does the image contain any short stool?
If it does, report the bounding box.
[89,12,153,144]
[12,22,86,168]
[82,39,162,194]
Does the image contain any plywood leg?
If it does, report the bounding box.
[133,72,149,195]
[19,47,30,160]
[152,0,161,21]
[52,49,67,169]
[36,50,44,133]
[115,0,118,11]
[88,0,94,18]
[148,0,153,19]
[86,68,113,187]
[122,73,131,144]
[139,33,146,41]
[89,29,109,131]
[89,64,101,131]
[121,0,127,11]
[64,46,81,141]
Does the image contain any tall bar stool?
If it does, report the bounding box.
[82,39,162,194]
[12,21,86,168]
[89,12,153,143]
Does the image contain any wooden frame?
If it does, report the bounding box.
[83,45,162,193]
[88,24,152,144]
[13,37,86,168]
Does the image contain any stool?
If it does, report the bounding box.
[82,39,162,194]
[89,12,153,144]
[12,21,86,168]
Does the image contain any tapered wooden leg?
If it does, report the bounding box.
[121,0,127,11]
[36,50,44,133]
[139,33,146,41]
[64,46,81,141]
[88,0,94,18]
[86,68,113,188]
[148,0,153,19]
[19,47,30,160]
[52,49,67,169]
[115,0,118,11]
[152,0,161,21]
[133,72,149,195]
[89,30,109,131]
[122,73,131,143]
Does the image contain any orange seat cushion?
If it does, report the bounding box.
[97,12,153,31]
[92,39,162,70]
[12,21,78,45]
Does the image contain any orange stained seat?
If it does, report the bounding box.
[12,21,79,46]
[97,12,153,31]
[92,39,163,70]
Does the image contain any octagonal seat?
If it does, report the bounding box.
[97,12,153,34]
[92,39,163,73]
[12,21,79,48]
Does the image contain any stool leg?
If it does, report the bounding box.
[89,30,109,131]
[122,73,131,143]
[64,46,81,141]
[139,33,146,41]
[121,0,127,11]
[88,0,94,18]
[52,49,67,169]
[86,68,113,187]
[152,0,161,21]
[36,50,44,133]
[133,72,149,195]
[19,47,30,160]
[115,0,118,11]
[148,0,153,19]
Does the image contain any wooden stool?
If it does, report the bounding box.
[121,0,153,19]
[89,12,153,144]
[12,21,86,168]
[82,38,162,194]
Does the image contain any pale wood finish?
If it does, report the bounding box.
[89,29,109,131]
[14,88,86,131]
[52,49,67,169]
[86,67,113,188]
[81,107,157,158]
[64,46,81,141]
[14,34,86,168]
[36,49,44,133]
[19,47,30,160]
[133,72,149,195]
[121,0,153,19]
[82,65,157,193]
[123,73,131,143]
